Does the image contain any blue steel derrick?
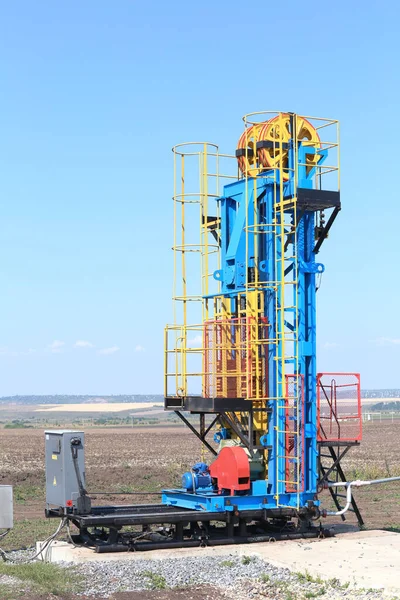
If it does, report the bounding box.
[164,113,361,523]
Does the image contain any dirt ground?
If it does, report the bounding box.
[113,590,223,600]
[9,588,224,600]
[0,421,399,549]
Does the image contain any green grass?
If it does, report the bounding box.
[347,464,400,480]
[0,518,64,552]
[142,570,167,590]
[4,421,32,429]
[0,583,16,600]
[115,480,161,494]
[13,485,44,504]
[241,555,255,565]
[0,561,81,596]
[295,571,324,584]
[261,573,354,600]
[220,559,235,567]
[384,523,400,533]
[296,570,324,585]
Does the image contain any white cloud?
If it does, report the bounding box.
[74,340,94,348]
[374,337,400,346]
[98,346,120,355]
[21,348,37,356]
[134,345,145,352]
[323,342,340,349]
[48,340,65,353]
[188,334,203,348]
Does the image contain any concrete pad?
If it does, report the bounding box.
[38,529,400,594]
[249,530,400,593]
[36,540,252,564]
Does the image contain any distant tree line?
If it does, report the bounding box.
[370,401,400,411]
[362,390,400,398]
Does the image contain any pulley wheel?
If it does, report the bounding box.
[257,114,321,180]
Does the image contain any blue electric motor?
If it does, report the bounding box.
[181,462,213,492]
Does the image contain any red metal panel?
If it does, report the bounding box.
[209,446,250,495]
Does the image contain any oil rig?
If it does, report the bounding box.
[163,111,362,525]
[44,112,364,551]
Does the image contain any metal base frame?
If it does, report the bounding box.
[47,503,328,552]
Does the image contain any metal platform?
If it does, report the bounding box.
[164,395,263,413]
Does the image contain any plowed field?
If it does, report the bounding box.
[0,422,399,549]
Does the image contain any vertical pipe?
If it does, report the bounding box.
[249,409,253,452]
[200,413,205,439]
[200,413,206,463]
[306,211,317,494]
[173,150,177,326]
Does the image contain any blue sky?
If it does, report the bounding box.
[0,0,399,394]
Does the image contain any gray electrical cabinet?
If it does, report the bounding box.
[45,430,86,512]
[0,486,13,529]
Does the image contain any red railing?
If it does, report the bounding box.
[317,373,362,442]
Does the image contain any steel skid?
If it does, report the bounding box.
[164,112,361,523]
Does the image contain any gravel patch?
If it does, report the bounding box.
[1,547,50,564]
[75,554,270,595]
[0,548,389,599]
[71,554,387,599]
